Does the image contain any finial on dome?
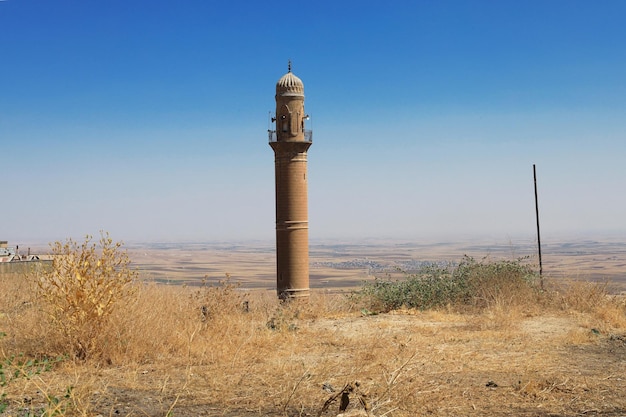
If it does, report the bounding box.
[276,62,304,95]
[288,60,292,73]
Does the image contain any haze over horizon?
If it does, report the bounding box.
[2,1,625,245]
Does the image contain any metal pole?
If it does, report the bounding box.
[533,164,543,288]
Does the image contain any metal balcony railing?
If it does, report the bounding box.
[268,130,313,143]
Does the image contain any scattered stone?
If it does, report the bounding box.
[322,383,336,393]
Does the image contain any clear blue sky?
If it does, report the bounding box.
[2,0,625,244]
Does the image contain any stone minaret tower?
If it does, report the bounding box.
[269,63,312,300]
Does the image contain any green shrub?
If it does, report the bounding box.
[356,256,538,313]
[456,256,538,309]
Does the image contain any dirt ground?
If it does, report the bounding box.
[5,310,622,417]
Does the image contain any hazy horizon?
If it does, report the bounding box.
[6,229,626,252]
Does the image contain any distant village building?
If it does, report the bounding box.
[0,241,15,262]
[0,241,41,263]
[269,63,313,300]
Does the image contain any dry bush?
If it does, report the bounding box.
[546,279,626,330]
[264,292,350,333]
[99,282,189,364]
[0,272,28,339]
[99,279,277,365]
[191,274,249,320]
[594,298,626,329]
[558,327,598,345]
[550,280,610,313]
[464,304,521,332]
[1,268,54,359]
[34,233,138,360]
[0,271,37,317]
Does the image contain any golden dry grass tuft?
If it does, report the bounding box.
[1,243,626,416]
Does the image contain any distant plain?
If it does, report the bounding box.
[117,235,626,292]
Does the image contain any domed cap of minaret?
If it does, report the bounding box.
[276,61,304,96]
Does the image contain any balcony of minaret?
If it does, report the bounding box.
[268,129,313,143]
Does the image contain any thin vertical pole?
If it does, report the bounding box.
[533,164,543,289]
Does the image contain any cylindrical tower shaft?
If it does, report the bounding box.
[269,64,312,300]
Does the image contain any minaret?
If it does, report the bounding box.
[269,62,312,300]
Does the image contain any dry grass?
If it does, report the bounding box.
[2,265,626,416]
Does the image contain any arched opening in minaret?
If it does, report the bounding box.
[281,116,288,133]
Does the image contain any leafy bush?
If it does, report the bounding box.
[356,256,539,313]
[35,233,138,360]
[455,256,539,309]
